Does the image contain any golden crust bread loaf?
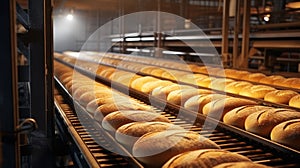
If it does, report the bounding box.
[231,70,250,79]
[196,77,215,88]
[151,84,194,100]
[275,78,300,89]
[184,94,227,113]
[94,102,154,121]
[140,66,157,74]
[259,75,285,85]
[225,81,253,94]
[213,161,271,168]
[101,110,170,133]
[209,78,235,91]
[98,68,116,79]
[150,68,168,77]
[264,90,298,104]
[289,94,300,108]
[194,66,209,74]
[115,122,183,149]
[130,76,159,91]
[162,149,251,168]
[223,69,238,78]
[114,74,141,87]
[270,119,300,150]
[77,89,115,106]
[109,71,131,80]
[140,80,173,94]
[132,130,220,168]
[203,97,258,120]
[242,73,266,82]
[85,96,131,114]
[167,89,213,105]
[223,105,273,129]
[162,70,188,81]
[239,85,276,99]
[178,74,207,85]
[245,108,300,137]
[72,85,108,99]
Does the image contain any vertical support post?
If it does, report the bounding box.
[221,0,230,67]
[29,0,47,134]
[29,0,55,167]
[232,0,241,68]
[45,0,54,140]
[241,0,251,68]
[0,0,20,167]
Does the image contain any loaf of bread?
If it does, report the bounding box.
[72,85,106,99]
[184,94,227,113]
[259,75,285,85]
[115,122,183,149]
[223,69,245,78]
[225,81,253,94]
[289,94,300,108]
[130,76,159,91]
[150,68,168,77]
[132,130,220,168]
[178,74,207,85]
[223,69,238,78]
[78,89,116,106]
[274,77,300,89]
[161,70,188,81]
[162,149,251,168]
[213,161,271,168]
[223,105,273,129]
[98,68,116,79]
[209,67,222,76]
[203,97,258,120]
[94,102,154,121]
[209,78,235,91]
[167,88,213,105]
[86,96,131,114]
[270,119,300,150]
[140,80,173,94]
[151,84,193,100]
[239,85,276,99]
[264,90,298,104]
[192,66,209,74]
[65,80,100,92]
[245,108,300,137]
[196,77,215,88]
[101,110,170,133]
[140,66,157,74]
[230,70,250,79]
[242,73,266,82]
[114,74,141,87]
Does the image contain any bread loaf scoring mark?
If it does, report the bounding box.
[283,119,300,130]
[256,110,267,121]
[234,106,250,114]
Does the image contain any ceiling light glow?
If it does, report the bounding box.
[66,14,73,21]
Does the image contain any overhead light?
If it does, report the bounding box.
[66,14,73,21]
[264,15,270,22]
[66,9,74,21]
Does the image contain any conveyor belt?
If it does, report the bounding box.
[55,79,143,168]
[54,61,300,167]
